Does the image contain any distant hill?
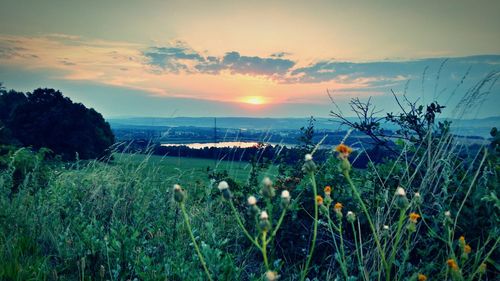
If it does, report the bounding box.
[108,116,499,137]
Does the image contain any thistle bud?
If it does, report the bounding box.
[395,186,409,209]
[346,211,356,223]
[259,211,271,232]
[334,202,343,219]
[302,154,317,173]
[218,181,232,200]
[280,190,291,206]
[99,265,105,279]
[413,192,423,205]
[265,271,279,281]
[444,210,453,225]
[173,184,185,203]
[261,177,276,198]
[247,196,257,206]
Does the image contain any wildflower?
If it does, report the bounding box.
[217,181,229,191]
[305,154,313,161]
[334,202,343,212]
[260,211,269,220]
[335,143,353,158]
[324,186,332,196]
[346,211,356,223]
[259,211,271,232]
[447,259,459,271]
[409,212,420,223]
[247,196,257,206]
[302,154,317,173]
[383,225,390,230]
[173,184,185,203]
[260,177,276,198]
[464,244,471,254]
[316,195,324,206]
[262,177,273,187]
[396,186,406,196]
[218,181,232,200]
[407,212,420,232]
[418,273,427,281]
[414,192,423,205]
[265,271,279,281]
[395,186,409,209]
[280,190,291,206]
[458,236,466,249]
[444,210,453,225]
[478,263,487,274]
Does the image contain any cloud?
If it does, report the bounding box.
[143,45,295,77]
[1,34,498,115]
[143,43,205,73]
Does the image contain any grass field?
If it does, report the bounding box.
[113,153,278,186]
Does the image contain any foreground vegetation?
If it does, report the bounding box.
[1,76,499,280]
[1,124,498,280]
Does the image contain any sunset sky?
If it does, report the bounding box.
[1,0,499,118]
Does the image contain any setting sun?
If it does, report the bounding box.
[243,96,266,105]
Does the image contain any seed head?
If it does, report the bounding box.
[173,184,185,203]
[346,211,356,223]
[396,186,406,196]
[280,190,291,206]
[247,196,257,206]
[417,273,427,281]
[260,211,269,220]
[305,154,313,161]
[217,181,229,191]
[265,271,279,281]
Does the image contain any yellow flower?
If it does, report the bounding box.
[324,186,332,195]
[335,143,353,157]
[447,259,459,271]
[458,235,466,248]
[334,202,343,212]
[478,263,487,274]
[316,195,324,205]
[409,212,421,223]
[418,273,427,281]
[464,244,472,254]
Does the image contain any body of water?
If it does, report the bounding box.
[160,141,265,149]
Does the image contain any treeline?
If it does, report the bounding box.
[118,140,394,168]
[0,84,114,160]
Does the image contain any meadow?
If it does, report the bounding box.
[0,122,498,281]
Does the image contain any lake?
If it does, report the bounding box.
[160,141,264,149]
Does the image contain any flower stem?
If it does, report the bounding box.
[180,203,213,281]
[387,208,407,281]
[262,231,270,270]
[344,171,388,272]
[267,206,288,244]
[228,200,262,250]
[300,171,319,281]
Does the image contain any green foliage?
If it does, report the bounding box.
[0,87,114,160]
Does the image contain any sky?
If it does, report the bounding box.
[0,0,499,118]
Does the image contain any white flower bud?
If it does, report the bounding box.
[217,181,229,191]
[281,190,290,200]
[173,184,181,191]
[414,192,421,198]
[262,177,273,187]
[247,196,257,206]
[395,187,406,196]
[383,225,389,230]
[260,211,269,220]
[445,211,451,218]
[305,154,313,161]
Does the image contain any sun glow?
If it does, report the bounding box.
[243,96,266,105]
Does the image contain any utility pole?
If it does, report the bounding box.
[213,117,217,167]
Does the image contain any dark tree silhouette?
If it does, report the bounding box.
[0,87,115,160]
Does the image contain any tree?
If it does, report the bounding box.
[1,87,115,160]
